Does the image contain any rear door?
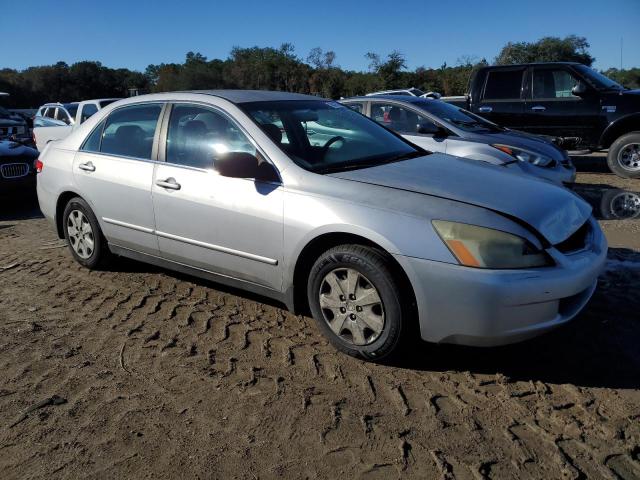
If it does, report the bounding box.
[72,102,164,255]
[151,103,284,291]
[369,101,448,153]
[522,65,600,141]
[476,67,527,129]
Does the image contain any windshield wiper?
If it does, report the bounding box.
[317,151,426,174]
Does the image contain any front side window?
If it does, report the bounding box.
[80,104,98,123]
[483,69,524,100]
[345,102,364,114]
[100,104,162,159]
[532,69,579,99]
[166,104,256,169]
[371,103,430,135]
[243,100,424,173]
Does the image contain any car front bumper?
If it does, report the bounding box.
[396,218,607,346]
[511,161,577,185]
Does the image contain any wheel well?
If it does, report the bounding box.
[55,191,82,239]
[291,232,417,317]
[601,117,640,149]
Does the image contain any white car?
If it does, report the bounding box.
[33,99,120,151]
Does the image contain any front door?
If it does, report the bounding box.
[72,103,163,255]
[522,66,600,142]
[151,103,284,291]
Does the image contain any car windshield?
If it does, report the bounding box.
[413,99,503,133]
[242,100,426,173]
[64,104,79,118]
[574,65,624,90]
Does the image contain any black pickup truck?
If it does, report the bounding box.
[442,62,640,178]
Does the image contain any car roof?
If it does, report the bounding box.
[342,95,430,104]
[482,62,582,69]
[182,90,322,103]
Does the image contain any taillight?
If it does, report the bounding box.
[35,158,43,173]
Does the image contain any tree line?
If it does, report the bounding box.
[1,35,638,109]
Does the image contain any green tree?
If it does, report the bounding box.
[495,35,594,66]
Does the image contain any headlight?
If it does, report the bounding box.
[491,144,554,167]
[432,220,552,269]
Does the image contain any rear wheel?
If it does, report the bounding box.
[607,132,640,179]
[307,244,408,361]
[62,197,110,269]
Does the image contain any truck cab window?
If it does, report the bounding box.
[483,70,524,100]
[532,69,578,99]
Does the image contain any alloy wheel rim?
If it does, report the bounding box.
[617,143,640,172]
[609,192,640,219]
[67,210,94,259]
[318,267,385,346]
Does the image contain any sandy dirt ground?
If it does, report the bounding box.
[0,153,639,479]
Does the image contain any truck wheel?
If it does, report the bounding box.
[62,197,111,269]
[607,132,640,179]
[307,244,408,361]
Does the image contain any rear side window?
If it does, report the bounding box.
[100,104,162,159]
[45,108,56,119]
[80,104,98,123]
[56,109,71,124]
[81,121,105,152]
[483,70,524,100]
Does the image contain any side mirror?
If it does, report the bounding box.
[571,81,588,97]
[417,122,446,136]
[215,152,279,182]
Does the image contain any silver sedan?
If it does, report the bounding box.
[341,96,576,185]
[36,91,606,361]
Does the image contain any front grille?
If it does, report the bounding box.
[0,163,30,179]
[555,221,591,254]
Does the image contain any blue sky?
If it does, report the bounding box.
[2,0,638,72]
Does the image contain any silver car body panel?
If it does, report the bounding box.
[37,91,606,347]
[341,96,577,184]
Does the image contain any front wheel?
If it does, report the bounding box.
[307,245,408,361]
[607,132,640,179]
[62,197,110,269]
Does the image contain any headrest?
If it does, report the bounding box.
[262,123,282,143]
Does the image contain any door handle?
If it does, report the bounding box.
[531,105,546,112]
[478,106,492,113]
[156,177,181,190]
[78,161,95,172]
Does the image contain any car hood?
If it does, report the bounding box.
[464,129,566,160]
[329,153,591,245]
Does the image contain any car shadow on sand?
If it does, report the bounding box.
[570,153,611,174]
[0,191,43,221]
[394,247,640,390]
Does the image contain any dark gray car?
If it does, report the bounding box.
[341,96,576,184]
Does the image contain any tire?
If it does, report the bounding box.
[62,197,110,269]
[307,244,409,361]
[599,188,640,220]
[607,132,640,179]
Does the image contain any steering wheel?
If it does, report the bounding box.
[319,136,345,159]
